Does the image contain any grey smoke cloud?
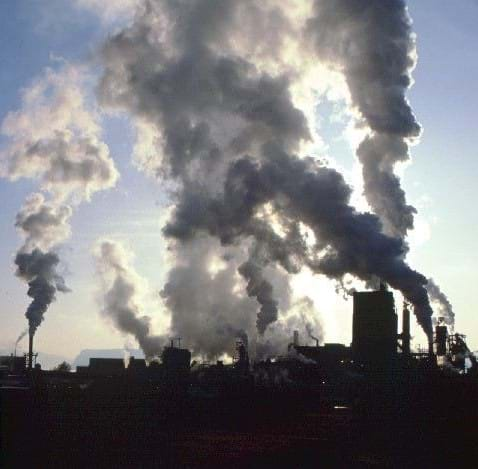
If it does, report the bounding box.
[309,0,420,238]
[94,240,162,359]
[238,257,278,335]
[165,145,434,338]
[15,249,70,335]
[426,278,455,327]
[97,0,438,350]
[160,238,258,360]
[15,193,73,252]
[1,66,118,202]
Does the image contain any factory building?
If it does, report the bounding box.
[88,358,125,377]
[0,355,26,374]
[352,284,398,368]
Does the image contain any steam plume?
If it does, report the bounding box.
[97,0,437,350]
[94,240,162,359]
[15,329,28,348]
[1,65,118,336]
[426,278,455,328]
[309,0,420,239]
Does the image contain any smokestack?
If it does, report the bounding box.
[435,324,448,356]
[28,330,33,371]
[402,302,410,356]
[428,337,434,357]
[293,330,299,347]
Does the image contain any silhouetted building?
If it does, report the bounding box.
[162,342,191,373]
[294,343,351,369]
[88,358,125,376]
[0,355,26,374]
[128,357,147,372]
[352,286,397,367]
[401,302,411,356]
[435,325,448,356]
[234,340,250,374]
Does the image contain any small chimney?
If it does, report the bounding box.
[402,302,411,356]
[435,324,448,356]
[28,330,33,371]
[293,330,299,347]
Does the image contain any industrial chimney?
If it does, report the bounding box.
[435,322,448,356]
[28,330,33,371]
[402,302,411,356]
[293,330,299,347]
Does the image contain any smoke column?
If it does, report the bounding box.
[94,240,163,359]
[15,329,28,350]
[308,0,453,329]
[95,0,440,349]
[1,66,118,338]
[309,0,420,239]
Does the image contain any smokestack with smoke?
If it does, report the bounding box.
[94,240,162,359]
[14,329,28,356]
[96,0,439,352]
[426,278,455,328]
[1,66,118,338]
[15,249,70,336]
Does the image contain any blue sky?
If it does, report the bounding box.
[0,0,477,361]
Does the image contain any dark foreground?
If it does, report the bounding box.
[2,379,478,468]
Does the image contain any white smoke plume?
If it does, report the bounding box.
[1,65,119,336]
[95,0,440,351]
[1,66,118,202]
[94,240,163,359]
[15,329,29,349]
[15,193,73,253]
[426,278,455,328]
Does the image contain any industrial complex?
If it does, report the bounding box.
[2,286,478,467]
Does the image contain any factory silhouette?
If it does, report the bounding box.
[2,284,478,467]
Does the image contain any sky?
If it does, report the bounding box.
[0,0,477,363]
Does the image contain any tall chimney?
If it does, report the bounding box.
[293,330,299,347]
[402,302,411,356]
[28,330,33,371]
[428,337,434,357]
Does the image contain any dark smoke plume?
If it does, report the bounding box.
[98,0,437,349]
[238,242,279,335]
[15,249,69,335]
[309,0,419,238]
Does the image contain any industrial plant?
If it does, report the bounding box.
[2,286,478,467]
